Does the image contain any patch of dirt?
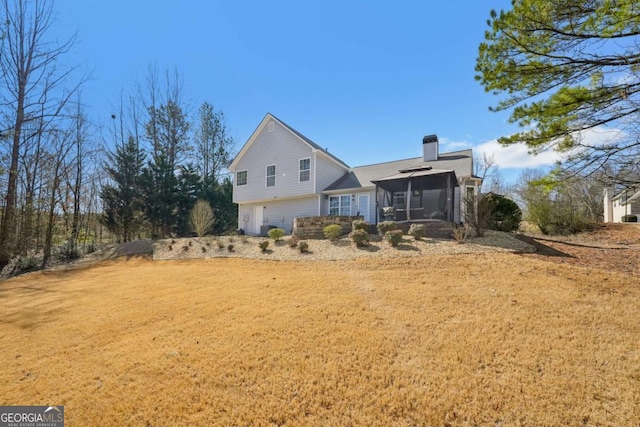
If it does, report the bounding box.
[515,223,640,276]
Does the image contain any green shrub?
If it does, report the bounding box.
[350,229,370,247]
[408,223,426,240]
[57,242,81,262]
[17,255,40,273]
[268,227,285,242]
[287,235,300,248]
[452,224,472,243]
[258,240,269,252]
[298,241,310,253]
[384,229,404,247]
[227,244,234,252]
[352,220,369,232]
[487,194,522,232]
[377,221,397,236]
[622,214,638,223]
[323,224,342,241]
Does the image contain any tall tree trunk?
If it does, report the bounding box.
[0,93,25,268]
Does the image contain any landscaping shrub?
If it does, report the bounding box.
[408,223,426,240]
[268,227,285,242]
[452,224,472,243]
[190,199,215,237]
[227,244,234,252]
[350,229,370,247]
[352,220,369,232]
[622,214,638,223]
[298,241,309,253]
[487,194,522,232]
[259,240,269,252]
[287,235,300,248]
[377,221,397,236]
[323,224,342,242]
[384,229,404,247]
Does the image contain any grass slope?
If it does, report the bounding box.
[1,254,639,426]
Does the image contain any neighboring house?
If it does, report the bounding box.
[229,113,481,235]
[604,187,640,222]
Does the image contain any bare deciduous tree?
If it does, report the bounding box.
[0,0,84,268]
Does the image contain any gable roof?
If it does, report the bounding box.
[612,187,640,204]
[325,149,474,192]
[229,113,350,170]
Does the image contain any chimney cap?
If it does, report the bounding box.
[423,134,438,144]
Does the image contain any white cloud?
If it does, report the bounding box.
[438,137,473,152]
[474,139,562,170]
[473,126,626,170]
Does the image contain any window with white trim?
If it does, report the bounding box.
[299,158,310,182]
[266,165,276,187]
[329,195,351,216]
[236,170,247,186]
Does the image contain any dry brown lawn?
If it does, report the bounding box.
[1,235,639,425]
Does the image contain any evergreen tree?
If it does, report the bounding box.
[100,136,145,242]
[145,100,190,170]
[174,164,202,236]
[476,0,640,184]
[140,154,179,239]
[200,175,237,235]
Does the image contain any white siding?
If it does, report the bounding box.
[612,199,640,222]
[238,196,320,235]
[320,190,375,220]
[233,121,315,203]
[315,152,349,192]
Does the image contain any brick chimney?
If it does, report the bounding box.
[423,134,438,161]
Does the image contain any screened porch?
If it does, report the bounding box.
[372,167,458,224]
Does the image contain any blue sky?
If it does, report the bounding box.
[54,0,564,183]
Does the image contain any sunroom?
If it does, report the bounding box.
[372,167,458,224]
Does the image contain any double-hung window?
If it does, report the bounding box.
[299,158,310,182]
[329,195,351,216]
[236,170,247,186]
[266,165,276,187]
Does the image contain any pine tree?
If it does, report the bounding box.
[100,137,145,242]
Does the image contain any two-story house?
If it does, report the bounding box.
[229,113,481,235]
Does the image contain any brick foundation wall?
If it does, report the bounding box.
[293,216,363,239]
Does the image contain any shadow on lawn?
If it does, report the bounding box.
[514,235,574,258]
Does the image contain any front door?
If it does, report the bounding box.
[254,206,263,235]
[357,194,370,222]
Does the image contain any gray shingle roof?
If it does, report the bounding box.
[324,149,473,192]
